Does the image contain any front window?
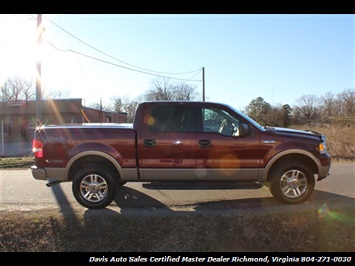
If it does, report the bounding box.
[202,107,240,136]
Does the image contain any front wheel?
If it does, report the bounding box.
[268,160,315,204]
[72,165,116,209]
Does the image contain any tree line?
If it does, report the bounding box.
[0,75,70,101]
[1,75,354,126]
[245,89,355,127]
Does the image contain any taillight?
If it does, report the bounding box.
[32,139,43,158]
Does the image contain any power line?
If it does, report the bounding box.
[45,41,202,82]
[44,15,201,76]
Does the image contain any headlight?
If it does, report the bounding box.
[319,142,327,154]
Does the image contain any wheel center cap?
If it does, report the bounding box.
[88,183,100,193]
[288,179,299,189]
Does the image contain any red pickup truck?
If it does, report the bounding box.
[31,101,331,209]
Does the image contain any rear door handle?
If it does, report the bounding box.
[143,139,156,147]
[198,139,211,147]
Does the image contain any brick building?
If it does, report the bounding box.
[0,98,127,142]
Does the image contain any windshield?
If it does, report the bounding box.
[228,104,264,131]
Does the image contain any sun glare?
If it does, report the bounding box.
[0,15,38,84]
[0,15,83,97]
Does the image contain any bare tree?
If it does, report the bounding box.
[320,92,336,123]
[143,78,174,101]
[337,89,355,116]
[0,75,77,102]
[143,77,200,101]
[44,89,71,99]
[109,78,200,123]
[172,83,200,101]
[11,76,35,100]
[0,76,35,101]
[293,95,320,125]
[89,102,112,112]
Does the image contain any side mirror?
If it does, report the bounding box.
[233,123,251,137]
[239,123,251,137]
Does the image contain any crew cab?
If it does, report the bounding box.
[31,101,331,209]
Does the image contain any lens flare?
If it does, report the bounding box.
[318,203,354,226]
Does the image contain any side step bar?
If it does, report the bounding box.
[142,181,263,190]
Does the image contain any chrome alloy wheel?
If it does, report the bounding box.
[280,170,308,198]
[80,174,108,203]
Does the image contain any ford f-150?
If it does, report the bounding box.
[31,101,331,209]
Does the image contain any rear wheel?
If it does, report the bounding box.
[268,160,315,204]
[72,165,116,209]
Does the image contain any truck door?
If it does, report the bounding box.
[138,104,197,181]
[195,106,260,181]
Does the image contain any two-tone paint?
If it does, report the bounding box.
[31,101,331,187]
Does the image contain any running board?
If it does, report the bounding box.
[142,181,263,190]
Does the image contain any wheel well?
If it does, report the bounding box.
[267,154,318,181]
[68,155,120,181]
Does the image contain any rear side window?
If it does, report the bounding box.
[148,105,194,133]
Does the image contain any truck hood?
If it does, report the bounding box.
[264,126,323,139]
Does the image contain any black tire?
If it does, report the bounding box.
[118,181,127,187]
[268,160,315,204]
[72,165,116,209]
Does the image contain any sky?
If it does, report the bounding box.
[0,14,354,110]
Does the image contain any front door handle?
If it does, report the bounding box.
[144,139,156,147]
[198,139,211,147]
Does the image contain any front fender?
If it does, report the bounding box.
[262,149,321,181]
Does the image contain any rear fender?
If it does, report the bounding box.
[66,145,125,180]
[68,142,124,165]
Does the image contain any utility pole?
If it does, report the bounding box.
[36,14,42,124]
[202,67,205,101]
[99,98,102,123]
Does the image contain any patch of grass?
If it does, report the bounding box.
[296,124,355,160]
[0,157,35,169]
[0,206,354,252]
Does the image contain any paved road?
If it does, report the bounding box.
[0,162,354,216]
